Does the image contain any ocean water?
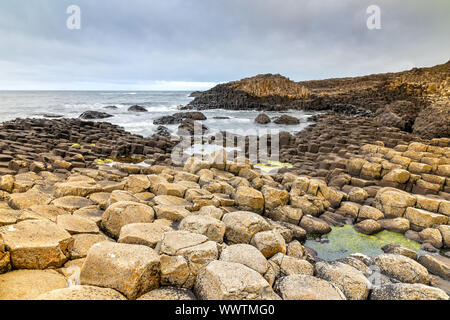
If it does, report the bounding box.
[0,91,316,137]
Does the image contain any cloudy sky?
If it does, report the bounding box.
[0,0,448,90]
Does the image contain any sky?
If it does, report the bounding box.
[0,0,449,90]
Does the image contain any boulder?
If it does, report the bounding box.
[405,207,448,229]
[299,215,331,234]
[371,283,449,300]
[128,105,148,112]
[37,285,126,300]
[381,244,418,260]
[80,241,160,300]
[118,221,173,248]
[137,287,196,300]
[234,186,264,214]
[255,113,271,124]
[354,219,383,235]
[373,253,430,284]
[179,215,225,243]
[375,187,416,218]
[270,253,314,277]
[419,228,443,248]
[358,205,384,221]
[219,244,269,275]
[315,261,371,300]
[378,218,410,233]
[382,169,411,184]
[101,201,155,238]
[275,274,346,300]
[250,230,286,258]
[273,115,300,125]
[0,270,67,300]
[0,220,73,269]
[194,260,279,300]
[267,205,303,225]
[262,187,289,212]
[418,255,450,280]
[222,211,271,244]
[79,111,113,120]
[154,205,191,221]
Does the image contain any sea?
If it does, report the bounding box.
[0,91,316,137]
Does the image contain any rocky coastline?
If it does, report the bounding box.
[0,62,449,300]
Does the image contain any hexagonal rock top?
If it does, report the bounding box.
[101,201,155,238]
[0,220,73,269]
[194,260,280,300]
[80,241,160,300]
[222,211,271,244]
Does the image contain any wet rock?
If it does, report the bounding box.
[79,111,113,120]
[354,219,383,235]
[378,218,410,233]
[255,113,271,124]
[0,220,73,269]
[273,115,300,125]
[299,215,331,234]
[194,260,280,300]
[80,241,160,300]
[37,285,127,300]
[381,243,418,260]
[275,274,346,300]
[128,105,147,112]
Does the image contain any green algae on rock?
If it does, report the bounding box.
[304,224,422,261]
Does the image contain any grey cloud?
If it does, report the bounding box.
[0,0,448,89]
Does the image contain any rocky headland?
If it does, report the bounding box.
[185,61,450,138]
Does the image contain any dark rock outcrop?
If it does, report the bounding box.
[255,113,271,124]
[154,112,207,125]
[412,101,450,139]
[128,105,148,112]
[274,115,300,125]
[79,111,113,120]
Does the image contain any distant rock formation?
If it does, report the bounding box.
[184,60,450,138]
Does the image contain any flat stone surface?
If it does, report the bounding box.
[194,260,280,300]
[56,214,100,235]
[275,274,346,300]
[0,219,73,269]
[0,270,67,300]
[80,241,160,300]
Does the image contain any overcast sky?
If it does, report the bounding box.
[0,0,448,90]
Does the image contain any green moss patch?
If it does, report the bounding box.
[304,224,422,261]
